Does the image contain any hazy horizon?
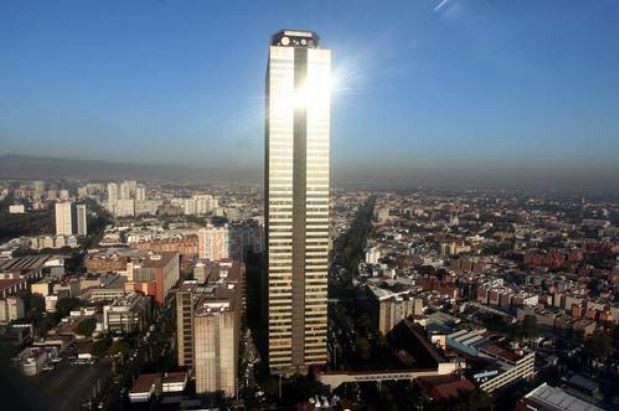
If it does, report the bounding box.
[1,153,617,193]
[2,1,619,189]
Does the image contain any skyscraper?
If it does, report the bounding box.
[76,204,87,236]
[265,30,331,374]
[55,201,73,235]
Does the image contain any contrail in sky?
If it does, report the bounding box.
[434,0,449,12]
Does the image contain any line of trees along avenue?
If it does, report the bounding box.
[334,195,377,279]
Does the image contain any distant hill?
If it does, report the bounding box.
[0,154,259,184]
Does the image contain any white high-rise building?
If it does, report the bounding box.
[193,194,213,215]
[119,180,135,200]
[114,199,135,217]
[182,198,197,216]
[135,185,146,201]
[55,201,73,236]
[107,182,118,213]
[265,30,331,374]
[197,225,230,261]
[76,204,87,236]
[107,183,118,201]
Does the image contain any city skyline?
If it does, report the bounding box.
[2,1,619,190]
[0,2,617,409]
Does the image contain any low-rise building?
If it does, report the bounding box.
[9,204,25,214]
[516,382,603,411]
[103,293,151,334]
[0,295,25,323]
[129,372,188,403]
[0,278,27,299]
[45,295,58,312]
[125,252,180,305]
[30,280,51,296]
[0,255,64,280]
[81,273,127,302]
[368,281,424,335]
[13,347,48,376]
[447,328,536,393]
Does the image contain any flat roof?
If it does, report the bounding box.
[162,372,187,384]
[524,383,603,411]
[567,374,599,392]
[130,373,157,394]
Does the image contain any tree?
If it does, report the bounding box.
[584,331,612,359]
[427,388,491,411]
[93,338,111,358]
[436,268,447,281]
[107,339,130,357]
[55,297,81,317]
[25,293,45,315]
[37,314,60,337]
[481,313,505,333]
[76,317,97,337]
[261,375,279,397]
[521,315,539,339]
[355,336,372,360]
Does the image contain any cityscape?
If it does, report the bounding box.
[1,2,619,411]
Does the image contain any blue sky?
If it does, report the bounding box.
[1,1,618,187]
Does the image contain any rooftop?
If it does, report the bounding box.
[416,375,476,402]
[271,29,320,48]
[523,383,603,411]
[130,373,157,394]
[138,252,178,269]
[0,255,56,272]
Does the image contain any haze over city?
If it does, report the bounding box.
[1,2,619,411]
[2,1,618,189]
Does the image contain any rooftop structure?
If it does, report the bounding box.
[518,383,603,411]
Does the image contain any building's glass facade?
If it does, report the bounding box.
[265,30,330,374]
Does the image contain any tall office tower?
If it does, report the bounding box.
[76,204,87,236]
[135,185,146,201]
[55,201,73,235]
[197,225,230,261]
[265,30,331,374]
